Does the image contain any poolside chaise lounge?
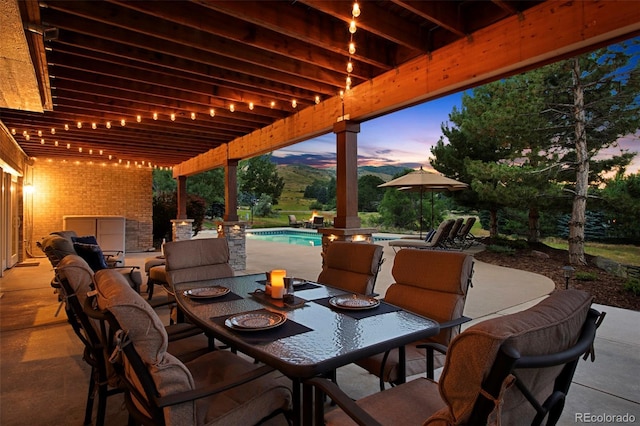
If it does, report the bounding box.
[387,219,455,252]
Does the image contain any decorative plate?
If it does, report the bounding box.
[291,278,308,287]
[329,294,380,310]
[183,286,230,299]
[225,311,286,331]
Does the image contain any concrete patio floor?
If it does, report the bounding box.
[1,233,638,425]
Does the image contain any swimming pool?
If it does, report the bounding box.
[246,229,394,246]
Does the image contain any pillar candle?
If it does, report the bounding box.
[270,269,286,299]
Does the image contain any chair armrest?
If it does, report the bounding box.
[305,377,382,426]
[416,342,448,355]
[110,265,141,270]
[439,315,472,330]
[155,364,276,408]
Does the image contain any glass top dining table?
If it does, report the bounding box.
[173,273,440,423]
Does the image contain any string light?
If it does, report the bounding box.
[136,115,142,123]
[292,99,297,108]
[67,143,70,149]
[77,122,82,129]
[170,113,176,121]
[249,102,254,110]
[120,119,126,126]
[106,121,111,129]
[315,96,320,104]
[346,2,360,92]
[210,108,215,117]
[38,130,43,137]
[153,112,158,120]
[92,122,97,129]
[11,128,16,135]
[54,141,58,146]
[270,101,275,108]
[191,112,196,120]
[50,128,55,134]
[25,134,30,141]
[40,138,45,144]
[64,124,69,131]
[229,104,235,112]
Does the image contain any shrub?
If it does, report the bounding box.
[487,244,515,255]
[575,271,597,281]
[623,278,640,296]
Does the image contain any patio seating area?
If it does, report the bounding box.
[1,236,638,425]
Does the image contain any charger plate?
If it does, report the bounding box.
[183,286,230,299]
[329,294,380,310]
[225,311,286,331]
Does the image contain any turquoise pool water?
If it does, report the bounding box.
[246,230,393,246]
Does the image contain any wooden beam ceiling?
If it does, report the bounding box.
[1,0,638,171]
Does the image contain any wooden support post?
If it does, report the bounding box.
[333,120,360,229]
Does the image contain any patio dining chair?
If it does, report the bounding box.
[55,255,213,426]
[317,241,385,296]
[355,248,473,390]
[308,289,604,426]
[92,268,293,426]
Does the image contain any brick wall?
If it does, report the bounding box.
[29,160,153,254]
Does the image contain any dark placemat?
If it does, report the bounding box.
[183,291,244,304]
[312,296,401,320]
[255,279,321,292]
[249,290,307,309]
[211,310,313,344]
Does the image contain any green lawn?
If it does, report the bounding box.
[543,238,640,266]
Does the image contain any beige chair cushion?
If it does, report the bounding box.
[317,241,383,295]
[437,289,593,424]
[94,269,196,424]
[386,249,473,345]
[56,255,95,307]
[164,238,234,286]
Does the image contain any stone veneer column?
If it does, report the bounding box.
[171,219,194,241]
[218,221,246,271]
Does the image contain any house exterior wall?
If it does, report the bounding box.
[29,160,153,255]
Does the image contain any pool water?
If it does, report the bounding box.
[246,230,323,246]
[246,230,393,246]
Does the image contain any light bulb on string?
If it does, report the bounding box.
[106,121,111,129]
[40,138,45,144]
[315,95,320,104]
[349,42,356,55]
[191,112,196,120]
[210,108,215,117]
[153,112,158,120]
[349,20,357,34]
[38,130,43,137]
[249,102,254,110]
[121,119,126,126]
[347,61,353,73]
[352,1,360,17]
[136,115,142,123]
[64,124,69,131]
[291,99,297,108]
[170,113,176,121]
[11,128,16,135]
[50,128,55,134]
[229,104,235,112]
[92,122,97,129]
[77,122,82,129]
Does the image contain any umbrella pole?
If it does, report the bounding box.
[419,188,424,239]
[431,192,434,232]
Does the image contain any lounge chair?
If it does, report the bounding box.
[387,219,455,252]
[455,216,480,248]
[288,214,304,228]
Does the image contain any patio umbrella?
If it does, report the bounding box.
[378,167,467,238]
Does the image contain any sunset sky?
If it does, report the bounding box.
[273,41,640,175]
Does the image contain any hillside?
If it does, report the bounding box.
[276,164,408,211]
